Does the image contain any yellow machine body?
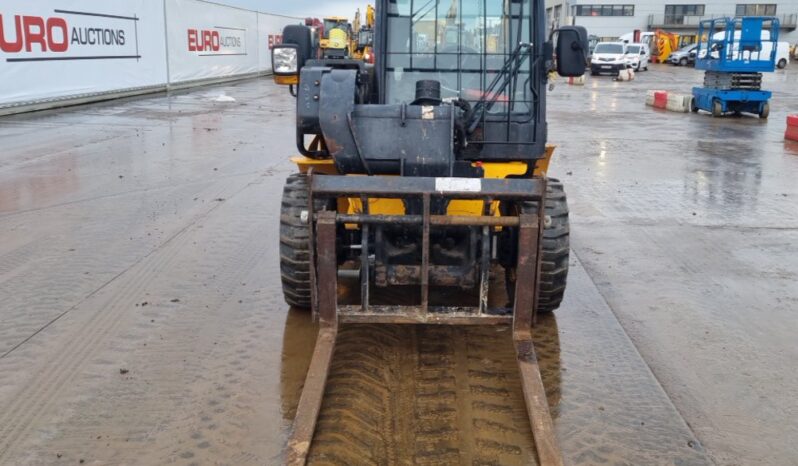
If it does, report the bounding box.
[321,28,349,51]
[291,145,556,219]
[320,17,351,55]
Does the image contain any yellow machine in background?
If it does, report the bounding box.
[653,30,679,63]
[652,30,699,63]
[351,5,376,62]
[320,17,351,58]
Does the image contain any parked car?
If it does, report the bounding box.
[590,42,629,75]
[668,44,698,66]
[625,43,650,71]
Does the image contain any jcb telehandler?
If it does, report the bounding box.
[271,1,588,464]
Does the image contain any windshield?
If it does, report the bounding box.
[678,44,696,53]
[594,43,623,54]
[627,45,640,54]
[384,0,534,113]
[324,19,347,36]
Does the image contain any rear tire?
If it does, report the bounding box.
[506,179,570,314]
[690,97,699,113]
[778,58,787,69]
[280,173,330,309]
[759,102,770,119]
[712,100,723,117]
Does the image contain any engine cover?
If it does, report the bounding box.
[305,68,455,177]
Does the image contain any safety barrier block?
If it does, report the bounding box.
[567,75,586,86]
[787,115,798,142]
[616,68,635,82]
[646,90,668,109]
[666,93,693,113]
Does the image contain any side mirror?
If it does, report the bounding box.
[554,26,589,77]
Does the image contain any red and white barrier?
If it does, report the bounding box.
[646,90,693,113]
[666,94,693,113]
[567,76,586,86]
[615,68,635,81]
[787,115,798,142]
[646,90,668,109]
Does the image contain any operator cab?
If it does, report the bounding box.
[272,0,588,172]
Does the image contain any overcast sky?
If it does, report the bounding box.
[215,0,368,18]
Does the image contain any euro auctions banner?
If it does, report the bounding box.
[166,0,259,83]
[0,0,168,105]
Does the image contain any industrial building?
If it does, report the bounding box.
[545,0,798,42]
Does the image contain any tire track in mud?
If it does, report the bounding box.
[53,185,277,466]
[307,324,557,466]
[0,229,186,462]
[0,179,251,463]
[0,177,247,357]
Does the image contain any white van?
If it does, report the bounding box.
[619,32,656,51]
[625,43,650,71]
[590,42,629,75]
[699,30,789,68]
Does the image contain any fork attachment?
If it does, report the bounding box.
[285,175,563,466]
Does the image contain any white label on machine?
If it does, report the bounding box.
[435,178,482,193]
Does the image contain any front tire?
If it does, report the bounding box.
[506,179,570,314]
[778,58,787,69]
[279,173,330,309]
[680,57,688,66]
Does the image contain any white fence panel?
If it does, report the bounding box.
[0,1,308,111]
[0,0,168,106]
[166,0,259,83]
[257,13,300,73]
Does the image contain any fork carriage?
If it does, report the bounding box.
[284,173,563,466]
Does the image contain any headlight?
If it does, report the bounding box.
[272,46,298,75]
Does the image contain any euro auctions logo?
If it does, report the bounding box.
[187,27,247,56]
[0,9,140,62]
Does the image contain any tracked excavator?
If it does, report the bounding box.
[271,0,588,464]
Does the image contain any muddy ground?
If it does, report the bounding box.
[0,65,796,465]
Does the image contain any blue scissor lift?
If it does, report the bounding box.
[692,16,779,118]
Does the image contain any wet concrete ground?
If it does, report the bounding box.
[0,65,794,465]
[549,65,798,466]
